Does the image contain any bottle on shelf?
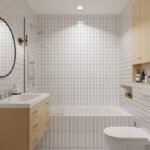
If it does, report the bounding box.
[136,70,141,82]
[141,71,145,83]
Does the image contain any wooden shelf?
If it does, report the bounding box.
[120,83,133,88]
[121,95,133,101]
[132,63,150,83]
[132,64,142,82]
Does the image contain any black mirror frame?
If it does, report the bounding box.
[0,18,16,78]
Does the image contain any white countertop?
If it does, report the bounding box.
[0,93,50,108]
[121,82,150,89]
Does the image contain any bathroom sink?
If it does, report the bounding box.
[9,94,41,102]
[0,93,50,108]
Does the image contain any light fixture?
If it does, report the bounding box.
[77,5,83,10]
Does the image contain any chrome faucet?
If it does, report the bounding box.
[5,89,9,98]
[0,89,7,100]
[0,84,21,100]
[0,92,3,100]
[0,87,12,100]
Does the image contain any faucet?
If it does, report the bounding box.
[0,88,8,100]
[0,92,3,100]
[5,88,9,99]
[0,84,21,100]
[0,86,13,100]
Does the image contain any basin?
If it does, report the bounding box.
[9,94,41,101]
[0,93,50,108]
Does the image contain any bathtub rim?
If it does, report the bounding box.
[49,106,132,117]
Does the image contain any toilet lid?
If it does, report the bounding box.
[104,127,149,140]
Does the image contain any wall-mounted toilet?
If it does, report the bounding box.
[104,127,150,150]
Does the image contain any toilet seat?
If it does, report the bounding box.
[104,127,150,150]
[104,127,150,141]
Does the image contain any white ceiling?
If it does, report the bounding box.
[27,0,130,15]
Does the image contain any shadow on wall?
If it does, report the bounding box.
[39,15,118,36]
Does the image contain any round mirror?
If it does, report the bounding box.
[0,18,16,78]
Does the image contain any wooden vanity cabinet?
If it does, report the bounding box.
[132,0,150,65]
[29,98,50,150]
[0,97,50,150]
[132,0,141,64]
[140,0,150,64]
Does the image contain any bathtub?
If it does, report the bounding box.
[50,106,132,116]
[37,107,133,150]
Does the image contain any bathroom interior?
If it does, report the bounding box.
[0,0,150,150]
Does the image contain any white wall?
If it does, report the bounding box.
[38,15,119,107]
[120,1,133,84]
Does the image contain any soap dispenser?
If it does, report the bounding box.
[141,71,145,83]
[9,84,21,95]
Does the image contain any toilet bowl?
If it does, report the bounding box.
[104,127,150,150]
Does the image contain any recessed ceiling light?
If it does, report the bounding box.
[77,5,83,10]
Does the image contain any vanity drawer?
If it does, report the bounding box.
[39,115,49,133]
[30,97,50,149]
[31,133,41,148]
[31,98,49,118]
[31,107,49,124]
[31,116,49,147]
[31,112,49,131]
[43,117,49,131]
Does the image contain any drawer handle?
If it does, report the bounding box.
[46,121,49,125]
[46,101,49,105]
[33,137,38,144]
[47,111,49,115]
[33,110,38,115]
[33,123,39,129]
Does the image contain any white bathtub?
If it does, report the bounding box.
[50,106,132,116]
[38,107,133,150]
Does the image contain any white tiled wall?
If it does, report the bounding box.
[119,1,133,84]
[38,15,119,107]
[0,0,39,93]
[120,1,150,134]
[2,0,150,150]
